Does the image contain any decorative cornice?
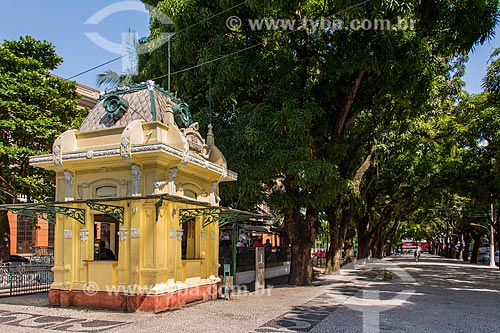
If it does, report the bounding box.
[29,144,238,179]
[30,156,54,164]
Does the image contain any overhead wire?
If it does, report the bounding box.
[66,0,250,80]
[68,0,369,82]
[67,55,124,80]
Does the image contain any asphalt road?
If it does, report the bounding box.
[0,255,498,332]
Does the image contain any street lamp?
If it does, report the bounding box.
[470,223,497,268]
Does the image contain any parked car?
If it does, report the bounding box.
[5,255,30,266]
[478,252,488,263]
[477,251,499,265]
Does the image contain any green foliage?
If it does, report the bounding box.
[0,36,85,202]
[96,70,135,88]
[137,0,497,208]
[137,1,499,269]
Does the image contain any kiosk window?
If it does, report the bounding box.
[94,214,118,260]
[181,218,196,259]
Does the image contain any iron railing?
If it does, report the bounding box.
[0,264,53,297]
[219,246,291,274]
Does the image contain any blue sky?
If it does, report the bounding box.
[0,0,498,93]
[0,1,151,89]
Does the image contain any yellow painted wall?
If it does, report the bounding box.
[51,195,221,295]
[42,118,232,296]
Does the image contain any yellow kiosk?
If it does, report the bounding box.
[10,81,245,311]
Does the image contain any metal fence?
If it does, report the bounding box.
[219,246,291,274]
[0,264,53,297]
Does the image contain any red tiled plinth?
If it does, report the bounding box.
[48,283,220,312]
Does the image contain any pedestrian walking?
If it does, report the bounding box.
[414,247,421,262]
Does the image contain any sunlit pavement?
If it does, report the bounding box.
[310,255,500,333]
[0,255,498,332]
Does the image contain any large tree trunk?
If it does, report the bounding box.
[462,233,469,262]
[287,204,318,286]
[457,233,464,261]
[343,224,356,265]
[356,210,373,260]
[374,238,385,259]
[285,178,319,286]
[371,209,394,259]
[371,224,384,259]
[324,202,341,274]
[0,196,12,262]
[324,201,351,274]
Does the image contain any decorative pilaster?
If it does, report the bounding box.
[210,181,220,205]
[131,164,142,196]
[64,170,74,201]
[169,167,178,195]
[120,137,131,162]
[53,145,63,168]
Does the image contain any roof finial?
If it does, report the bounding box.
[207,123,214,146]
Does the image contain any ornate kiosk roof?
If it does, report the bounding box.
[79,82,180,132]
[29,81,237,183]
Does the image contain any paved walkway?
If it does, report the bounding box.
[0,255,498,332]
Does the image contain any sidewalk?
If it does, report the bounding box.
[4,255,494,333]
[0,264,382,333]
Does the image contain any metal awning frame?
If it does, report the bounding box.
[178,207,271,228]
[235,223,276,234]
[0,193,271,228]
[0,203,86,225]
[153,194,271,227]
[0,200,126,225]
[86,201,124,225]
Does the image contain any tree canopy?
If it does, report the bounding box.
[0,36,85,260]
[135,0,499,283]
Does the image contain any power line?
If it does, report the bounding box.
[151,0,370,81]
[66,0,249,81]
[67,55,124,80]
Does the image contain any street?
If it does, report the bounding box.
[0,255,498,332]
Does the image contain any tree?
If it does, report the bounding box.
[450,51,500,267]
[96,29,140,88]
[138,0,499,284]
[96,69,135,88]
[0,36,85,261]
